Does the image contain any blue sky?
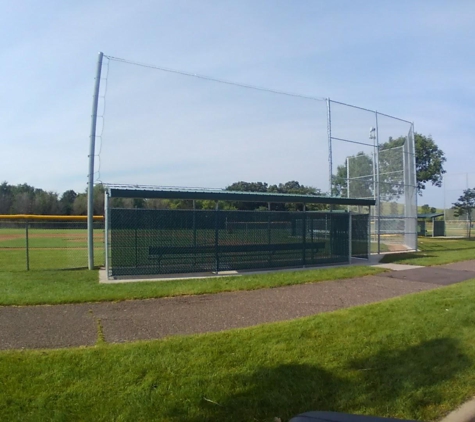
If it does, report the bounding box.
[2,0,474,207]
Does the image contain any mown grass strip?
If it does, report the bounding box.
[380,237,475,266]
[2,280,475,421]
[0,265,384,306]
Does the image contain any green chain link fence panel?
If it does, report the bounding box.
[351,213,370,259]
[109,208,362,276]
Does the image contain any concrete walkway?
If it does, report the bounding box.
[1,261,475,351]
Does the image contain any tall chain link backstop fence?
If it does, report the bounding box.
[328,100,417,252]
[87,55,414,267]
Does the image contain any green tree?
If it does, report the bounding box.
[0,182,13,214]
[225,180,324,211]
[452,188,475,238]
[225,181,269,210]
[59,190,77,215]
[414,133,446,192]
[72,194,87,215]
[382,133,446,194]
[11,184,36,214]
[76,185,106,215]
[144,198,169,209]
[268,181,325,211]
[335,133,446,200]
[226,181,268,193]
[93,184,105,215]
[33,190,60,215]
[333,152,374,199]
[420,204,437,215]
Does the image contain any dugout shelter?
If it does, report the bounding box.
[104,185,375,278]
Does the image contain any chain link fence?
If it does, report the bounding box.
[0,217,104,271]
[329,100,417,252]
[107,208,369,277]
[443,173,475,237]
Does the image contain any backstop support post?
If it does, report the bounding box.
[214,201,219,273]
[375,112,381,255]
[104,189,110,277]
[87,51,104,270]
[326,98,333,194]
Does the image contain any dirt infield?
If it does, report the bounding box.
[1,261,475,350]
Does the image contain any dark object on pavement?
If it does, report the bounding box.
[289,411,418,422]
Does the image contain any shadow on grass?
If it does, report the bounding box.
[182,338,471,422]
[379,253,437,263]
[347,337,471,417]
[419,247,475,252]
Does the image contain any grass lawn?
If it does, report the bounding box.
[2,280,475,421]
[0,247,104,272]
[0,265,385,306]
[380,237,475,266]
[0,227,104,271]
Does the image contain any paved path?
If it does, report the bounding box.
[1,261,475,350]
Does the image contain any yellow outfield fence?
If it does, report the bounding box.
[0,215,105,271]
[0,214,104,221]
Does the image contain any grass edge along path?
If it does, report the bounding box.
[0,265,385,306]
[380,237,475,266]
[2,279,475,421]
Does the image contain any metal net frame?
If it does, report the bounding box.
[86,53,413,266]
[327,100,417,253]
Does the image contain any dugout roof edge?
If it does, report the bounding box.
[106,186,375,207]
[417,213,444,219]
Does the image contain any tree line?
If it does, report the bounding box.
[0,180,326,215]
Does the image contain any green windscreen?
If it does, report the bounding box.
[351,213,370,259]
[109,209,360,276]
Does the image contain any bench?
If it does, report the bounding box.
[148,242,326,271]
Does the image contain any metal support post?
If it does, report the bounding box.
[375,112,381,254]
[346,157,350,199]
[87,51,104,270]
[214,201,219,273]
[310,216,314,261]
[25,221,30,271]
[104,190,110,278]
[371,149,377,250]
[413,123,418,250]
[367,206,371,258]
[134,211,138,268]
[326,98,333,195]
[302,211,306,267]
[193,200,197,267]
[267,204,272,265]
[348,212,352,264]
